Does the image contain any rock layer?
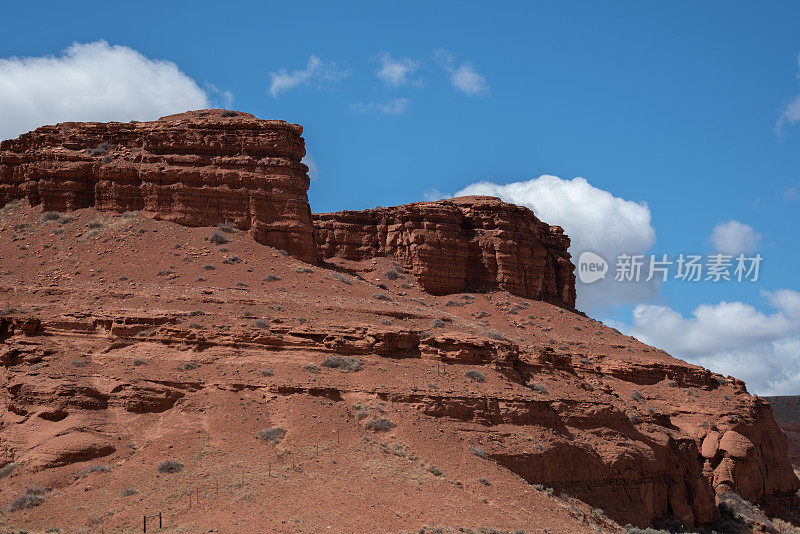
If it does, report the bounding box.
[0,110,316,262]
[315,196,576,307]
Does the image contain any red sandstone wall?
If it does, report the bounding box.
[0,110,316,263]
[314,196,577,307]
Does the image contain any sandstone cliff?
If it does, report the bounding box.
[0,110,316,263]
[315,196,577,307]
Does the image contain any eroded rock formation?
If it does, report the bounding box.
[0,110,316,262]
[315,196,576,307]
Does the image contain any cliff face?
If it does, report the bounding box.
[0,110,316,263]
[315,196,577,307]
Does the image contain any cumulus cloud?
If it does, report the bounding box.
[375,53,421,87]
[0,40,212,141]
[456,175,657,311]
[626,290,800,395]
[710,220,761,255]
[434,49,488,96]
[350,98,409,116]
[268,55,349,97]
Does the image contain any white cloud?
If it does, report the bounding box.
[783,184,800,201]
[0,40,211,141]
[375,53,421,87]
[626,290,800,395]
[710,220,761,255]
[456,175,657,311]
[434,49,488,96]
[350,98,408,116]
[269,55,349,97]
[302,155,318,181]
[776,54,800,133]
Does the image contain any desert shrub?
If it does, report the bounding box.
[628,412,641,424]
[372,292,393,302]
[189,322,202,329]
[157,460,184,474]
[40,211,61,222]
[469,446,488,459]
[385,269,400,280]
[432,318,445,328]
[333,272,352,285]
[257,427,286,444]
[25,485,48,496]
[121,487,139,496]
[465,370,486,383]
[221,110,238,117]
[202,264,215,270]
[410,298,427,307]
[223,255,242,264]
[79,465,109,477]
[276,249,288,256]
[478,477,491,485]
[528,382,548,394]
[218,222,237,233]
[156,269,173,276]
[263,274,281,282]
[209,232,229,245]
[72,358,88,367]
[295,267,314,274]
[445,300,465,307]
[259,368,274,377]
[0,462,16,479]
[8,494,44,511]
[321,355,364,372]
[364,417,395,432]
[86,142,112,156]
[418,330,432,340]
[380,318,394,326]
[630,390,644,402]
[188,310,205,316]
[0,307,15,315]
[486,331,506,341]
[180,361,200,371]
[254,319,269,328]
[132,358,147,366]
[428,465,443,476]
[303,363,320,374]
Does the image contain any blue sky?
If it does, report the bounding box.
[2,1,800,393]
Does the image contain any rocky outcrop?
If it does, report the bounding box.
[0,110,316,262]
[314,196,576,307]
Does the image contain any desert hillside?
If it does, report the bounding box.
[0,111,797,533]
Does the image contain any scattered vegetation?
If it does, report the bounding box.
[263,274,281,282]
[121,487,139,497]
[465,370,486,383]
[469,446,488,459]
[372,292,393,302]
[364,417,395,432]
[528,382,548,394]
[86,142,112,156]
[432,318,445,328]
[427,465,443,476]
[485,331,506,341]
[386,269,400,280]
[630,390,644,402]
[259,368,274,377]
[0,462,17,479]
[321,355,364,372]
[478,477,491,486]
[217,222,237,233]
[333,272,352,285]
[257,427,286,444]
[179,361,201,371]
[303,363,320,374]
[254,319,269,328]
[296,267,314,274]
[209,231,229,245]
[157,460,184,474]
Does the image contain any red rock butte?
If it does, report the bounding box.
[0,110,797,533]
[0,110,576,307]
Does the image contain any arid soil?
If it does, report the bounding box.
[0,111,798,534]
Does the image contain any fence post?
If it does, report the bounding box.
[143,515,146,533]
[159,511,162,528]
